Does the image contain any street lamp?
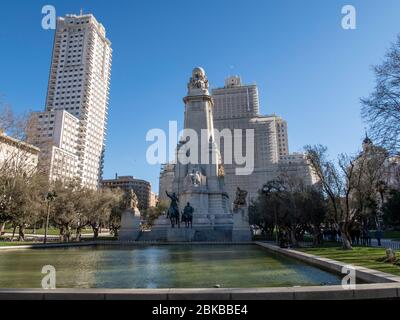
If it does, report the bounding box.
[44,191,57,244]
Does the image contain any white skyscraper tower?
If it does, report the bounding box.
[30,13,112,189]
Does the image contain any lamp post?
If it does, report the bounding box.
[273,201,278,244]
[44,191,57,244]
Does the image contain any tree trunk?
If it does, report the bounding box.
[0,222,5,235]
[11,225,16,241]
[289,228,298,247]
[93,227,99,239]
[60,226,66,242]
[340,225,352,250]
[75,228,82,242]
[313,226,322,246]
[18,225,25,242]
[65,227,71,242]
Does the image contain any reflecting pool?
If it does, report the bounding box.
[0,245,343,288]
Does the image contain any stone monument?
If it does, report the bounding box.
[175,67,231,221]
[232,187,252,241]
[152,67,252,242]
[119,190,141,241]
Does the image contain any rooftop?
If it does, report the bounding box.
[0,133,40,154]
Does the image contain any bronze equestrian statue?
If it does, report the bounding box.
[166,191,180,228]
[181,202,194,229]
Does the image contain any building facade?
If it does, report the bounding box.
[102,175,153,211]
[212,76,293,204]
[149,192,158,208]
[386,156,400,190]
[28,110,80,182]
[0,133,40,175]
[278,153,320,186]
[29,13,112,189]
[357,136,400,194]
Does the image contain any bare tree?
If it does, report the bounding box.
[0,102,48,238]
[351,143,388,230]
[0,103,14,134]
[0,100,33,142]
[305,145,356,249]
[305,144,388,249]
[52,179,82,242]
[361,34,400,155]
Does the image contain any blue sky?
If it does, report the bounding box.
[1,0,400,192]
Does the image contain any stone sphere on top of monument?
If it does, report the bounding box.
[192,66,205,77]
[188,66,209,95]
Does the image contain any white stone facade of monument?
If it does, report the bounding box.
[232,206,252,241]
[119,208,141,241]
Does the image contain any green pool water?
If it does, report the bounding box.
[0,245,343,288]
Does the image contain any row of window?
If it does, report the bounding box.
[56,95,81,100]
[59,33,84,38]
[38,114,55,119]
[66,20,90,25]
[55,103,80,107]
[59,68,84,73]
[56,81,82,89]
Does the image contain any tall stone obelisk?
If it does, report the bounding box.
[171,67,233,239]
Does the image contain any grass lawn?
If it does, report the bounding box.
[299,246,400,276]
[3,228,93,236]
[0,234,117,246]
[0,241,37,247]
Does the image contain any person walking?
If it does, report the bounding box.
[375,229,383,246]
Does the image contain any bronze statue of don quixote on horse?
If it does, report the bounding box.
[165,191,193,229]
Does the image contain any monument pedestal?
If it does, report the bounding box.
[152,215,170,230]
[119,208,141,241]
[232,206,252,241]
[167,228,196,242]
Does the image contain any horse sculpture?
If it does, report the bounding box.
[166,191,180,228]
[181,202,194,229]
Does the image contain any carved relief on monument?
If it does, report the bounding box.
[184,165,204,188]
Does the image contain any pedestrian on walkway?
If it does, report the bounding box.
[366,229,372,246]
[375,229,383,246]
